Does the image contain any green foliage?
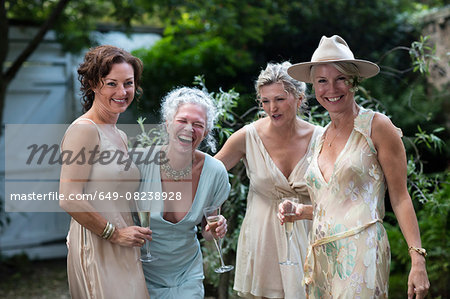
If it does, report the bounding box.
[386,172,449,297]
[414,126,445,152]
[6,0,148,53]
[132,0,450,134]
[383,115,448,296]
[133,10,254,114]
[410,35,439,75]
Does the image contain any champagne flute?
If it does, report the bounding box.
[137,210,158,262]
[203,206,234,273]
[279,197,299,265]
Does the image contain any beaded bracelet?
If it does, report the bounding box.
[408,246,427,257]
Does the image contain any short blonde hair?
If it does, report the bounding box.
[255,62,307,100]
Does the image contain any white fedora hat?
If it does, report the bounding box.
[288,35,379,83]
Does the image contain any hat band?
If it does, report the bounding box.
[315,56,354,62]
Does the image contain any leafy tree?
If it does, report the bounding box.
[133,0,442,117]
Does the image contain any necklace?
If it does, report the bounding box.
[326,108,359,147]
[326,127,341,147]
[160,150,192,181]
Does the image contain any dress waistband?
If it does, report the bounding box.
[302,218,383,286]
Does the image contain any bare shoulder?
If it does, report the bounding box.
[371,112,403,149]
[372,113,398,134]
[214,124,247,170]
[62,119,99,150]
[216,124,248,155]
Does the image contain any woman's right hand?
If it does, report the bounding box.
[278,202,312,224]
[110,226,152,247]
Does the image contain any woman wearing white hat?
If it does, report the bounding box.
[279,35,429,298]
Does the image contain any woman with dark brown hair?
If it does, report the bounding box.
[59,45,150,298]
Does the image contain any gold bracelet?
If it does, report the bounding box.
[106,225,116,240]
[105,223,115,240]
[101,222,110,238]
[104,223,112,239]
[102,222,114,239]
[408,246,427,257]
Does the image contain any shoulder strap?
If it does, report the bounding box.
[60,117,101,150]
[354,108,377,153]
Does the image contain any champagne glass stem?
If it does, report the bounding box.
[145,239,151,256]
[286,232,292,262]
[213,239,226,267]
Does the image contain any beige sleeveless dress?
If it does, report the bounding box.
[63,118,149,299]
[233,123,323,299]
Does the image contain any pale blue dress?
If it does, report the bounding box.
[136,148,231,298]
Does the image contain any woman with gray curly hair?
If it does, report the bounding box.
[215,62,323,298]
[137,87,231,298]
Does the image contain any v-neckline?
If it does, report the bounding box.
[251,123,313,182]
[316,115,358,185]
[158,154,208,225]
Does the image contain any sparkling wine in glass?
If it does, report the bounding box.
[138,211,158,262]
[203,206,234,273]
[279,197,299,265]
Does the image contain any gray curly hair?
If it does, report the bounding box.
[160,87,218,152]
[255,62,308,112]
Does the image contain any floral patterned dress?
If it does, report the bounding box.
[304,108,396,298]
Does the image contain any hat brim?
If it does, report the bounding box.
[287,59,380,83]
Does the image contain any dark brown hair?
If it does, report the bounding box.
[77,45,144,112]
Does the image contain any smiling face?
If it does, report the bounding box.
[312,64,355,114]
[168,103,208,153]
[92,62,135,114]
[259,82,300,126]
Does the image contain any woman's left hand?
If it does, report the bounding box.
[407,256,430,299]
[205,215,227,239]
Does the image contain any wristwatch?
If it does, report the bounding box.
[408,246,427,257]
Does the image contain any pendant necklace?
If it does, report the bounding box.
[326,127,341,147]
[326,108,359,147]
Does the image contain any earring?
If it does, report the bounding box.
[257,100,266,119]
